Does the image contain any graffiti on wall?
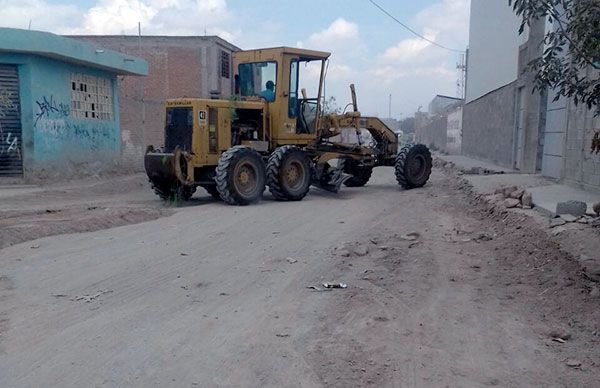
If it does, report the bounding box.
[0,88,20,159]
[0,90,16,118]
[33,95,116,158]
[35,118,114,151]
[34,95,70,126]
[0,122,20,160]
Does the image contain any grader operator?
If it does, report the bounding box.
[144,47,432,205]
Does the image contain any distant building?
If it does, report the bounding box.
[428,95,463,116]
[415,97,463,154]
[0,28,147,178]
[70,35,240,170]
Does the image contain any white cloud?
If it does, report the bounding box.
[75,0,233,36]
[298,18,363,60]
[413,0,470,45]
[0,0,235,38]
[81,0,158,34]
[0,0,82,32]
[380,29,437,64]
[296,18,365,106]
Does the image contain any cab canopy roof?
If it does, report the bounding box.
[234,46,331,62]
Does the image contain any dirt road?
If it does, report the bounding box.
[1,168,599,387]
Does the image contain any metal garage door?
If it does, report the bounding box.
[0,64,22,176]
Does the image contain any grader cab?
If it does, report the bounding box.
[144,46,432,205]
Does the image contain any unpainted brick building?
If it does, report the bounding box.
[70,35,240,170]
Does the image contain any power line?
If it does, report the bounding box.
[367,0,465,53]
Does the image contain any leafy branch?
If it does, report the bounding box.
[509,0,600,113]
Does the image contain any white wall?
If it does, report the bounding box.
[446,106,463,155]
[465,0,528,103]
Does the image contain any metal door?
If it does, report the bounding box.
[0,64,22,176]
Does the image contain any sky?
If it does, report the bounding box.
[0,0,471,118]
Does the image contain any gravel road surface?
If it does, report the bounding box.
[1,168,599,387]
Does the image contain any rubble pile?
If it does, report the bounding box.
[480,185,533,209]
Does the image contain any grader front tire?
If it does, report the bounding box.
[266,146,312,201]
[395,144,432,189]
[215,146,266,205]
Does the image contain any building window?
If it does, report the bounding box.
[221,50,231,79]
[70,73,113,120]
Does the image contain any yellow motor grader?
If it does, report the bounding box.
[144,47,432,205]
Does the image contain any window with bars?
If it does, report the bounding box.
[70,73,113,120]
[221,50,231,79]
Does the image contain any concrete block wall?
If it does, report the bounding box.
[461,81,517,168]
[415,115,448,152]
[564,99,600,192]
[70,36,240,171]
[446,106,463,155]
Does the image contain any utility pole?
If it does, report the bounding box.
[456,51,467,99]
[388,93,392,118]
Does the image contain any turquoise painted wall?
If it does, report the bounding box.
[0,52,121,173]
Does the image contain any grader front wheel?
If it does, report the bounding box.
[395,144,432,189]
[215,146,266,205]
[267,146,312,201]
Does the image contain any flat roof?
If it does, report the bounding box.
[434,94,463,101]
[0,28,148,76]
[67,34,241,52]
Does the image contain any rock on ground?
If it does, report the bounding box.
[503,198,521,208]
[556,200,587,217]
[509,188,525,199]
[522,191,533,208]
[560,214,579,223]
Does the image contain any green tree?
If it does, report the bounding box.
[509,0,600,112]
[322,96,341,114]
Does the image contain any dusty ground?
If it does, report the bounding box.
[1,168,599,387]
[0,174,169,249]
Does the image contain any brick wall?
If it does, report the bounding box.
[70,36,240,170]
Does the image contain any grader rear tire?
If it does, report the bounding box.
[395,144,432,189]
[267,146,312,201]
[215,146,266,205]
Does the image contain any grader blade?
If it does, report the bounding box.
[144,152,178,190]
[312,161,350,193]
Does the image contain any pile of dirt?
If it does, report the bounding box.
[0,206,169,249]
